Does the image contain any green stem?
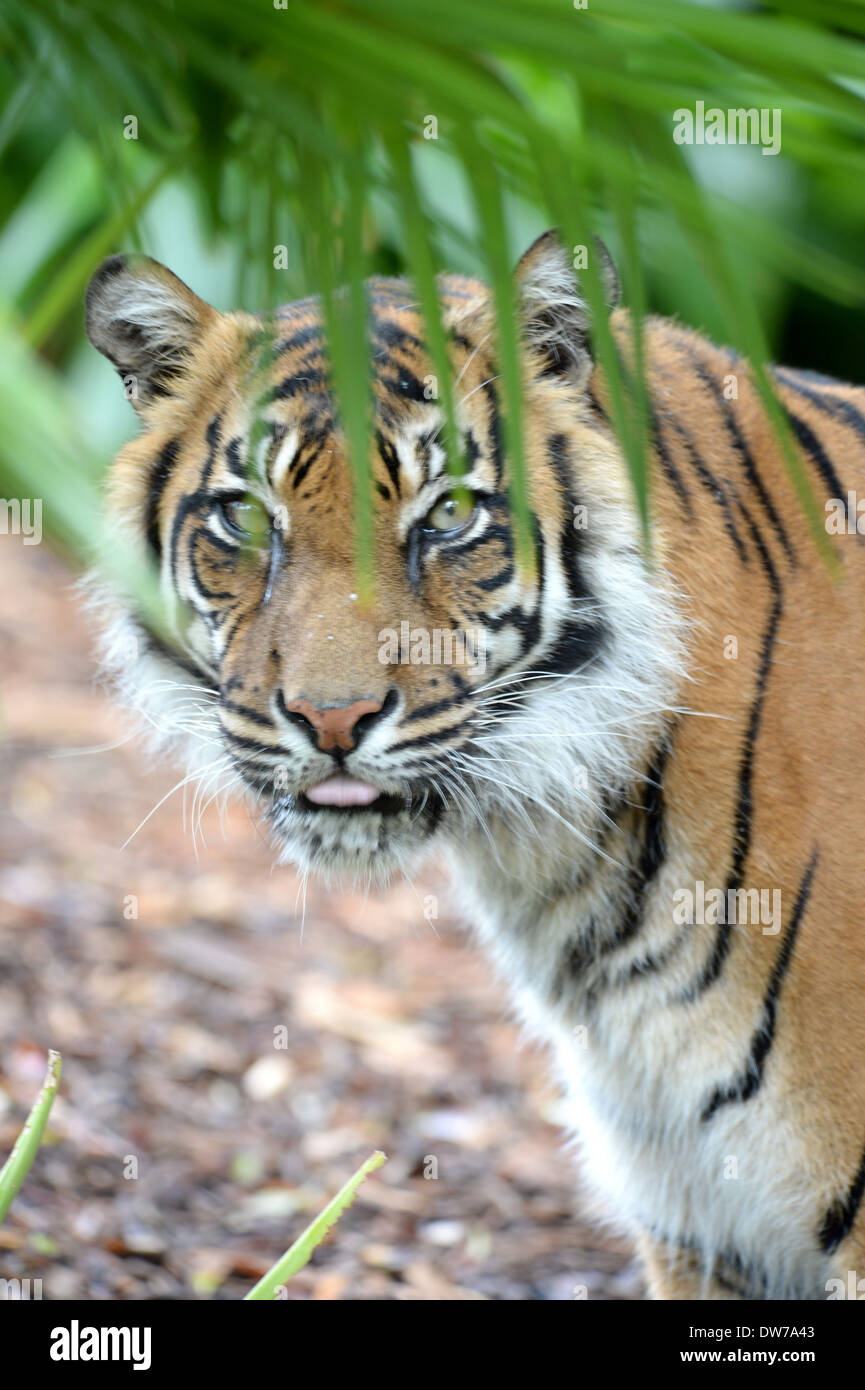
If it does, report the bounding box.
[244,1150,386,1300]
[0,1050,62,1225]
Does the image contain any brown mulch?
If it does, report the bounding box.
[0,536,643,1300]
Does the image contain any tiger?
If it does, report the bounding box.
[84,230,865,1301]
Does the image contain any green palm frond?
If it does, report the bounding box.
[2,0,865,586]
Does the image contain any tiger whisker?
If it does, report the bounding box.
[120,755,233,850]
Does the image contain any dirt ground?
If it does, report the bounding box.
[0,536,643,1301]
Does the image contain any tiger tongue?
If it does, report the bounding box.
[304,776,382,807]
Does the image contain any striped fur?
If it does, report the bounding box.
[85,233,865,1299]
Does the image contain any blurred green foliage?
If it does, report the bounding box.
[1,0,865,574]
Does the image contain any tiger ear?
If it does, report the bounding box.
[85,254,217,411]
[515,229,619,386]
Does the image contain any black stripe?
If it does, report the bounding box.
[624,920,691,982]
[145,439,180,558]
[515,503,604,677]
[220,697,275,728]
[372,319,425,353]
[543,435,607,669]
[545,432,595,605]
[375,430,402,498]
[389,720,470,754]
[449,331,474,353]
[171,491,211,588]
[236,760,285,787]
[188,531,235,601]
[481,377,504,488]
[193,526,238,557]
[169,416,222,589]
[547,788,633,909]
[366,279,413,305]
[681,496,783,1002]
[221,726,283,757]
[289,420,332,473]
[497,525,545,664]
[650,408,694,516]
[285,348,326,376]
[598,734,673,957]
[784,407,853,532]
[224,435,246,480]
[777,366,845,389]
[263,425,292,487]
[700,849,818,1123]
[275,370,328,400]
[276,325,324,356]
[664,414,748,564]
[691,353,796,566]
[402,695,460,724]
[464,428,481,470]
[775,367,865,447]
[379,367,429,404]
[474,566,514,592]
[291,434,330,491]
[203,415,222,480]
[226,606,263,657]
[517,616,605,679]
[557,751,672,997]
[819,1139,865,1253]
[447,522,513,560]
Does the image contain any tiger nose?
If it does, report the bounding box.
[284,696,384,752]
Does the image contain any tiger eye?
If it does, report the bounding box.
[219,495,271,543]
[423,489,477,535]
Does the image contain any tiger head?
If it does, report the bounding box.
[85,233,683,887]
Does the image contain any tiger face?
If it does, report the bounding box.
[86,234,683,885]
